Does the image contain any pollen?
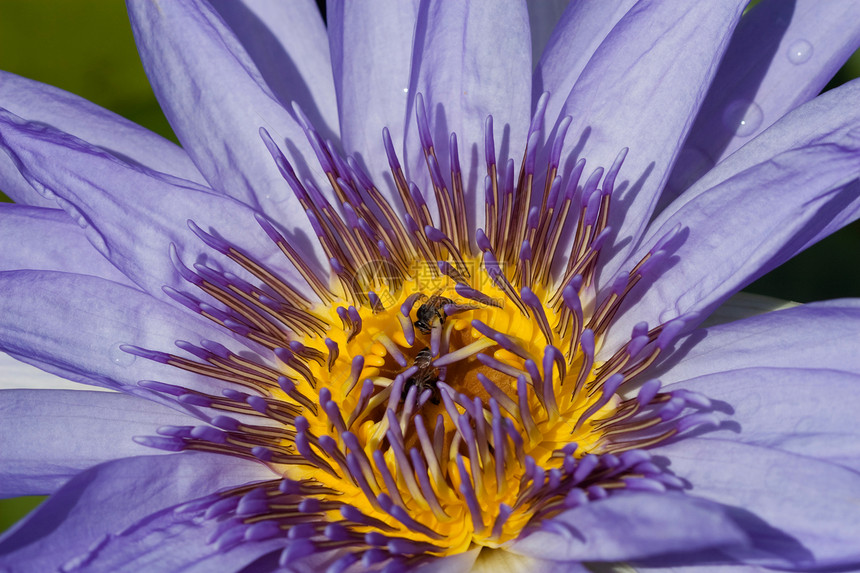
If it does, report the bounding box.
[127,93,717,569]
[288,264,606,554]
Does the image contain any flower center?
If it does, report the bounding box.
[127,94,718,568]
[290,260,617,554]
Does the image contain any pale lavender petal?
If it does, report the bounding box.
[61,498,287,573]
[281,552,344,573]
[328,0,419,196]
[0,350,112,392]
[0,351,110,392]
[637,560,771,572]
[0,389,198,496]
[525,0,571,68]
[788,179,860,255]
[208,0,338,139]
[0,452,269,572]
[665,0,860,201]
[604,90,860,353]
[283,546,478,573]
[0,203,134,286]
[509,492,749,562]
[127,0,327,227]
[534,0,636,123]
[0,270,245,395]
[0,71,205,207]
[652,79,860,254]
[699,292,797,329]
[649,300,860,382]
[654,439,860,569]
[553,1,747,287]
[404,0,532,229]
[665,367,860,473]
[0,108,310,301]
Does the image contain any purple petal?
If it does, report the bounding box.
[208,0,338,138]
[328,0,419,195]
[605,87,860,352]
[0,389,199,496]
[654,78,860,257]
[404,0,532,228]
[654,439,860,569]
[0,270,242,395]
[127,0,327,226]
[663,80,860,206]
[509,492,749,562]
[0,351,107,392]
[552,1,747,285]
[0,71,205,207]
[637,560,771,572]
[525,0,573,67]
[665,0,860,201]
[664,367,860,473]
[57,497,287,573]
[0,349,115,393]
[650,300,860,383]
[277,551,348,573]
[0,204,133,286]
[0,108,311,300]
[699,292,797,328]
[0,452,269,572]
[534,0,636,123]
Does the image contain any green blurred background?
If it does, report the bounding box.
[0,1,858,534]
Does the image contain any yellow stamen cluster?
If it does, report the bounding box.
[279,260,617,555]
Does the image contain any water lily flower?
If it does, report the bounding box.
[2,0,860,571]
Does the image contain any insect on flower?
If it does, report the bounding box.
[400,347,441,406]
[413,292,455,335]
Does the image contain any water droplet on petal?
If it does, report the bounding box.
[110,343,136,366]
[264,192,287,204]
[722,99,763,137]
[787,39,813,64]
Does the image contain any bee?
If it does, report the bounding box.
[414,292,453,334]
[401,347,441,405]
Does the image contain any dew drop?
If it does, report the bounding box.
[787,39,813,65]
[264,192,287,204]
[110,343,136,366]
[722,99,763,137]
